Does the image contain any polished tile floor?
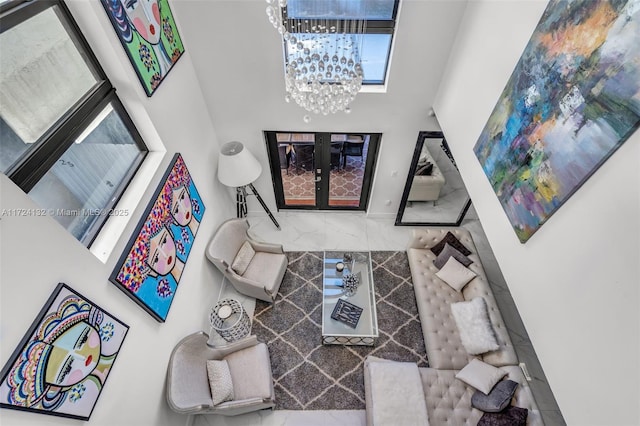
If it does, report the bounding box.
[199,211,564,426]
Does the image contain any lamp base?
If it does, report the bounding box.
[236,184,280,230]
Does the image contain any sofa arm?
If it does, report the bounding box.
[364,356,430,426]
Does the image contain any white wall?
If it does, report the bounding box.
[173,0,468,218]
[434,1,640,425]
[0,2,234,425]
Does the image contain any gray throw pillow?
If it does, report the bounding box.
[434,243,473,269]
[430,231,472,256]
[471,379,519,412]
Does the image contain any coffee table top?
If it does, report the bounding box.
[322,251,378,342]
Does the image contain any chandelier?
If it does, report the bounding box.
[265,0,365,115]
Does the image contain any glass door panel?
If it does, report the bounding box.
[265,131,379,211]
[278,132,316,206]
[327,134,369,207]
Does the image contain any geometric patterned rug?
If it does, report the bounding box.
[252,251,428,410]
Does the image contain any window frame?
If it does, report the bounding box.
[282,0,400,85]
[1,0,148,246]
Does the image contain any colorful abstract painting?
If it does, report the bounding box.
[474,0,640,243]
[0,283,128,421]
[100,0,184,96]
[110,153,205,322]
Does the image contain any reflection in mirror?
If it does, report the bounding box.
[396,131,473,226]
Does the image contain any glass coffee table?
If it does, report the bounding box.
[322,251,378,345]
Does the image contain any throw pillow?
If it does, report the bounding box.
[477,406,529,426]
[435,256,477,291]
[416,162,433,176]
[472,379,519,412]
[430,231,472,256]
[455,359,507,395]
[206,360,234,405]
[450,297,499,355]
[434,243,473,270]
[230,241,255,275]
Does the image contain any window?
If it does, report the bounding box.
[1,0,148,246]
[283,0,399,85]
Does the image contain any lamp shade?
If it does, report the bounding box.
[217,141,262,187]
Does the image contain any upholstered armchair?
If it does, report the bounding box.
[206,218,287,303]
[166,332,275,416]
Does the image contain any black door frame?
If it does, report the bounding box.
[395,131,472,226]
[264,131,381,211]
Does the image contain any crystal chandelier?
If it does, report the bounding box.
[265,0,365,115]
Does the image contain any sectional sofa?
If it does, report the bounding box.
[364,228,542,425]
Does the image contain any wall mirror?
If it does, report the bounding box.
[395,131,472,226]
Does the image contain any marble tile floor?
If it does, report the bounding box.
[197,211,564,426]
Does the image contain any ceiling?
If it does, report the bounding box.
[171,0,469,213]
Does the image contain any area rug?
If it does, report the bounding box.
[252,251,428,410]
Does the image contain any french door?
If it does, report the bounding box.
[265,131,380,210]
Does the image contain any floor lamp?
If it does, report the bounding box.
[217,141,280,230]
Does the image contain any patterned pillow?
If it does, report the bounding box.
[430,231,472,256]
[477,406,528,426]
[206,360,234,405]
[231,241,255,275]
[434,243,473,270]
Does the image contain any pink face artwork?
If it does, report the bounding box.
[45,322,101,387]
[120,0,162,45]
[147,227,176,276]
[171,185,192,227]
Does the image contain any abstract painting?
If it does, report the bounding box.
[100,0,184,96]
[110,153,205,322]
[474,0,640,243]
[0,283,128,421]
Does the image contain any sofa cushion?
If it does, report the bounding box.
[434,243,473,270]
[231,241,255,275]
[436,257,477,291]
[364,357,430,426]
[223,343,273,400]
[430,231,472,256]
[455,359,507,395]
[206,360,234,405]
[471,379,519,412]
[451,297,499,355]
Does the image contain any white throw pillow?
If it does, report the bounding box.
[450,297,499,355]
[230,241,255,275]
[206,360,234,405]
[435,256,477,291]
[455,359,507,395]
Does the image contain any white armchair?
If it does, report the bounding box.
[166,332,275,416]
[206,218,287,303]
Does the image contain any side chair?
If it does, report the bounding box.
[206,218,287,303]
[166,332,275,416]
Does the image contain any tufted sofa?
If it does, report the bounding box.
[408,145,446,203]
[408,228,517,370]
[364,228,542,425]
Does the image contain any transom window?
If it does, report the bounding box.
[1,0,148,246]
[283,0,399,85]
